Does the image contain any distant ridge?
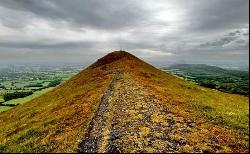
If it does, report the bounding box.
[168,64,227,73]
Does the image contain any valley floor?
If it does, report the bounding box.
[78,71,247,153]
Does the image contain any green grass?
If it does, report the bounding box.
[0,88,54,113]
[3,87,54,105]
[13,81,28,88]
[0,106,12,112]
[0,96,4,103]
[0,74,72,113]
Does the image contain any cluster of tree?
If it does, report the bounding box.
[199,80,217,89]
[47,79,62,87]
[198,79,249,96]
[216,83,249,96]
[24,79,62,89]
[31,87,46,91]
[24,83,43,88]
[3,91,33,102]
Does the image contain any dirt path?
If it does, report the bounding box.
[107,74,200,153]
[77,71,121,153]
[78,72,212,153]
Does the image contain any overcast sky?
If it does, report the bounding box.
[0,0,249,66]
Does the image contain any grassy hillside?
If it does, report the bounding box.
[103,54,248,133]
[136,67,249,133]
[0,64,113,152]
[0,51,248,152]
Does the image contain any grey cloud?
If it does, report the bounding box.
[0,0,147,30]
[0,41,95,49]
[200,37,235,47]
[228,30,241,36]
[0,0,249,66]
[199,29,249,49]
[243,32,249,36]
[179,0,249,32]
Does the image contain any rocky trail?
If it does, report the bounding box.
[77,71,222,153]
[77,71,121,153]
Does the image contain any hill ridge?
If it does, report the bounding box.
[0,51,248,153]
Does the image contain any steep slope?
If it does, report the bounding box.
[0,60,114,152]
[0,51,248,153]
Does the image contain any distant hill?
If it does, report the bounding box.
[164,64,249,96]
[167,64,249,76]
[167,64,227,74]
[0,51,248,153]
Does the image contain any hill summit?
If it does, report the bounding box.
[0,51,248,153]
[91,51,139,68]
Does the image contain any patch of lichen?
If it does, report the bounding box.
[139,127,151,137]
[151,114,165,123]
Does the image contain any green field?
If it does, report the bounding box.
[0,65,81,112]
[4,87,54,105]
[0,87,54,112]
[0,106,12,112]
[0,95,3,103]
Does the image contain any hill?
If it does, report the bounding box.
[0,51,249,153]
[164,64,249,96]
[166,64,249,76]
